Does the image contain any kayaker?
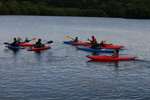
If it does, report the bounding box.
[112,49,119,57]
[88,36,99,49]
[91,42,100,49]
[11,37,18,46]
[73,37,78,42]
[34,39,44,48]
[91,35,97,43]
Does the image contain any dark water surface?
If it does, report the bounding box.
[0,16,150,100]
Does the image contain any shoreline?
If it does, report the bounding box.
[0,15,149,20]
[0,0,149,19]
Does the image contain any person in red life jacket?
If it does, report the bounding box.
[88,35,99,49]
[91,35,97,43]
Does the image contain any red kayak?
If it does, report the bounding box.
[28,46,51,52]
[101,44,124,49]
[18,42,34,47]
[87,55,136,62]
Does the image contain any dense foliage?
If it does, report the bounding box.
[0,0,150,18]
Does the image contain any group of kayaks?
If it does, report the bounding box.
[4,36,137,62]
[4,40,52,53]
[63,36,137,62]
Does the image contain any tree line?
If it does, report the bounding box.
[0,0,149,18]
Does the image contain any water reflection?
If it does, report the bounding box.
[4,47,20,56]
[4,48,21,66]
[114,62,119,71]
[0,16,150,100]
[34,52,42,63]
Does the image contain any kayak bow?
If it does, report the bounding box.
[5,44,23,51]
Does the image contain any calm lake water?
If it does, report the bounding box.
[0,16,150,100]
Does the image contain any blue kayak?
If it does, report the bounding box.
[5,44,23,51]
[63,41,90,46]
[63,41,73,45]
[77,46,114,53]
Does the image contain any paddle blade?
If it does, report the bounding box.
[4,42,10,45]
[64,36,74,40]
[47,40,53,44]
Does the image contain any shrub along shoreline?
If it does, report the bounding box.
[0,0,149,19]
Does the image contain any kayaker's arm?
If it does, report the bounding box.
[87,38,92,42]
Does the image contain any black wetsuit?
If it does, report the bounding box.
[24,39,30,42]
[11,39,18,46]
[90,40,99,49]
[34,41,44,48]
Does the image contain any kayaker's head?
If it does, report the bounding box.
[38,38,42,42]
[75,37,78,40]
[74,37,78,42]
[13,37,17,41]
[91,35,95,40]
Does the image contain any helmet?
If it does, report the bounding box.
[13,37,17,40]
[38,38,42,41]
